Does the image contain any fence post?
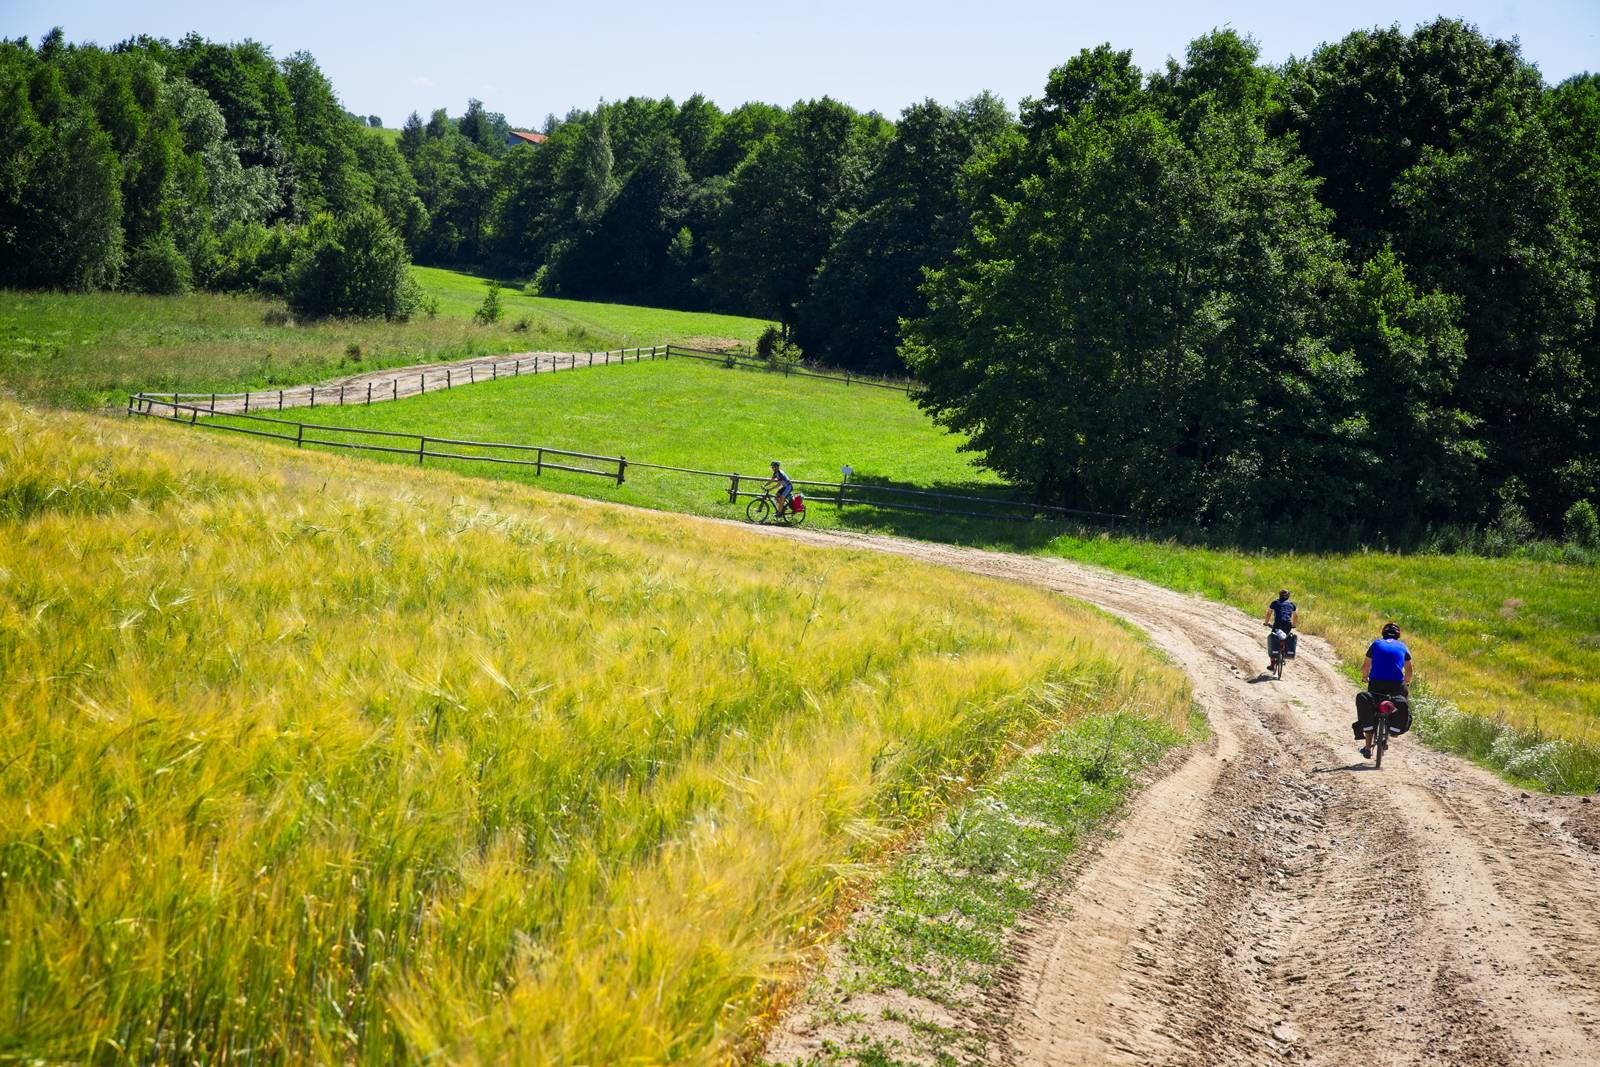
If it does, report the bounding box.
[190,405,197,425]
[211,393,217,413]
[392,379,398,401]
[516,359,522,375]
[420,374,425,394]
[470,365,475,384]
[296,423,304,448]
[447,369,453,389]
[729,473,740,503]
[536,448,543,475]
[589,352,594,367]
[279,390,284,410]
[367,382,373,405]
[126,395,134,418]
[617,455,626,485]
[417,435,426,465]
[244,391,250,413]
[493,362,498,381]
[605,351,610,365]
[339,385,345,406]
[310,386,316,408]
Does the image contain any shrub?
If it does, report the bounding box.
[345,343,362,361]
[286,208,419,321]
[1563,499,1599,550]
[511,317,531,333]
[421,295,440,319]
[473,283,504,325]
[124,233,192,295]
[756,324,782,360]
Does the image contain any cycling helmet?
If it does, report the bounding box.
[1278,589,1289,599]
[770,459,781,468]
[1381,622,1401,639]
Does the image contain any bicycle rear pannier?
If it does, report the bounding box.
[1352,691,1412,738]
[791,494,804,512]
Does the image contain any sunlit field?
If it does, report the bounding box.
[0,401,1190,1062]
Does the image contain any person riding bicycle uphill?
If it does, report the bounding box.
[1264,589,1298,672]
[764,461,794,515]
[1357,622,1413,760]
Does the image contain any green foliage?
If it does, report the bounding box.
[715,98,889,331]
[794,94,1013,374]
[1563,499,1600,550]
[286,208,418,320]
[473,281,504,325]
[124,232,192,294]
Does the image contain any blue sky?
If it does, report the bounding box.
[6,1,1596,128]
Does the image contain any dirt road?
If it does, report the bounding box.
[755,526,1600,1065]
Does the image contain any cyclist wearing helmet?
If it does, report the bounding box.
[1264,589,1298,672]
[1357,622,1413,759]
[765,460,794,514]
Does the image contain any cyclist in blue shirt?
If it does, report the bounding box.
[1264,589,1297,672]
[1358,622,1413,759]
[765,460,794,515]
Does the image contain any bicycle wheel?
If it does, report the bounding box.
[787,504,807,527]
[1374,730,1386,770]
[1274,656,1284,680]
[746,496,774,524]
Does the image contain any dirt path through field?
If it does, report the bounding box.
[146,348,655,415]
[753,525,1600,1065]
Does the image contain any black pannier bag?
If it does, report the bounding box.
[1353,690,1411,739]
[1268,630,1299,658]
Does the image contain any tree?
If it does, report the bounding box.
[795,94,1013,373]
[714,98,882,332]
[1281,19,1594,526]
[367,114,381,128]
[286,206,419,319]
[904,47,1368,529]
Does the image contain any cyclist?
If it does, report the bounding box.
[1264,588,1298,672]
[1357,622,1413,759]
[764,460,794,515]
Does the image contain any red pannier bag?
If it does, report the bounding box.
[791,493,804,512]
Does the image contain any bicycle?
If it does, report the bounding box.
[745,490,807,526]
[1372,699,1393,769]
[1265,624,1293,680]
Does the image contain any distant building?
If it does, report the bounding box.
[506,130,547,148]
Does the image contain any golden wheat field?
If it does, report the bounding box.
[0,401,1190,1063]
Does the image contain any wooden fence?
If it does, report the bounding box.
[127,397,1125,525]
[140,346,667,415]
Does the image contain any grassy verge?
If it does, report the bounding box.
[0,401,1190,1063]
[765,709,1202,1065]
[1031,531,1599,792]
[0,271,771,409]
[201,356,1010,530]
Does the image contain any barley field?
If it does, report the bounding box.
[0,401,1189,1063]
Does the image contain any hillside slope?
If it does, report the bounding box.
[0,401,1188,1063]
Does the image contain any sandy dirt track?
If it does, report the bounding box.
[754,526,1600,1066]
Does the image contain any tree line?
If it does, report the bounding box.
[1,21,1596,537]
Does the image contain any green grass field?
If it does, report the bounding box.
[0,399,1190,1062]
[0,270,770,409]
[204,355,1010,529]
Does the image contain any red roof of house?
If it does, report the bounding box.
[509,130,547,145]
